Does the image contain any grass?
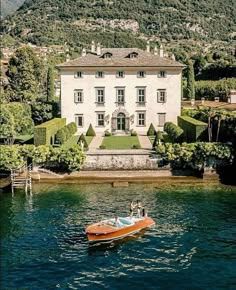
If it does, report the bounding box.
[62,135,94,149]
[101,136,141,149]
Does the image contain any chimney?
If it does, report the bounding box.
[159,44,164,58]
[91,40,95,53]
[154,45,158,55]
[82,48,86,57]
[146,40,150,53]
[97,42,101,56]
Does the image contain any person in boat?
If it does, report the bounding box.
[142,207,148,217]
[137,200,142,218]
[130,200,136,217]
[115,216,122,227]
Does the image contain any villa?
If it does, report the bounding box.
[57,41,184,134]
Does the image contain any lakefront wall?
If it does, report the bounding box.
[60,67,182,134]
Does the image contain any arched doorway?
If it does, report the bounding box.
[117,112,126,130]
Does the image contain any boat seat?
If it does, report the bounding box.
[119,217,135,226]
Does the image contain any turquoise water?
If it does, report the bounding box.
[0,183,236,289]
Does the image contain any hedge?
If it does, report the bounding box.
[178,116,208,142]
[34,118,66,146]
[55,122,77,144]
[147,123,156,136]
[164,122,184,142]
[0,144,85,172]
[86,124,96,136]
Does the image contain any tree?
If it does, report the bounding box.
[147,123,156,136]
[0,106,16,145]
[6,46,44,103]
[186,59,195,100]
[47,66,55,101]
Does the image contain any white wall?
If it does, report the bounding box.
[60,67,182,134]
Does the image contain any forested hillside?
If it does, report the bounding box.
[2,0,236,52]
[1,0,25,18]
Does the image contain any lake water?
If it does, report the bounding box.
[0,182,236,289]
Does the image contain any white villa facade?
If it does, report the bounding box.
[57,42,184,134]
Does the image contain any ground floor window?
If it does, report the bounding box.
[137,112,146,126]
[97,112,105,127]
[75,114,83,127]
[158,113,166,127]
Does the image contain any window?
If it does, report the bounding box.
[103,52,112,59]
[158,71,166,78]
[96,71,104,78]
[74,71,83,78]
[137,71,146,78]
[96,88,105,104]
[137,88,146,104]
[97,112,105,127]
[129,52,138,58]
[157,90,167,103]
[116,88,125,104]
[116,71,125,78]
[75,114,83,127]
[137,112,146,126]
[158,113,166,127]
[74,89,83,103]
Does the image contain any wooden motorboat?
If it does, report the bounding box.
[85,216,155,242]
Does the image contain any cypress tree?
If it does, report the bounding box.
[47,65,55,101]
[186,59,195,100]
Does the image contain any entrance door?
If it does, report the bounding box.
[117,113,126,130]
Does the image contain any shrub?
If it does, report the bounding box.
[78,133,88,149]
[178,116,208,142]
[55,128,67,144]
[153,131,163,148]
[164,122,184,142]
[34,118,66,146]
[155,142,233,170]
[131,144,141,149]
[86,124,96,136]
[0,144,85,172]
[67,122,77,135]
[131,130,137,136]
[147,123,156,136]
[99,145,106,149]
[104,130,111,136]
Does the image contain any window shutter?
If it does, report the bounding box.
[74,91,77,103]
[164,91,167,102]
[74,72,78,78]
[157,72,161,78]
[157,90,160,102]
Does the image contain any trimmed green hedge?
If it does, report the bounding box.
[55,122,77,144]
[86,124,96,136]
[164,122,184,142]
[147,123,156,136]
[178,116,207,142]
[34,118,66,146]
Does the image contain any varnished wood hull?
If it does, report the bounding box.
[86,217,155,242]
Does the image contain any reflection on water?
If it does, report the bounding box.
[0,183,236,289]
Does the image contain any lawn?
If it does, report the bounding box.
[101,136,141,149]
[62,135,93,149]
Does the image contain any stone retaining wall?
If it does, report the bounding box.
[82,152,159,170]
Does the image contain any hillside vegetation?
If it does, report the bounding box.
[1,0,236,52]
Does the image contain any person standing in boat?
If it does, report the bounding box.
[137,200,142,218]
[130,200,136,217]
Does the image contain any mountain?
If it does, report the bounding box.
[1,0,236,54]
[1,0,25,18]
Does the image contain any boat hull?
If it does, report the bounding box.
[86,217,155,242]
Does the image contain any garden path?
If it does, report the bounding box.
[88,135,104,151]
[138,135,153,149]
